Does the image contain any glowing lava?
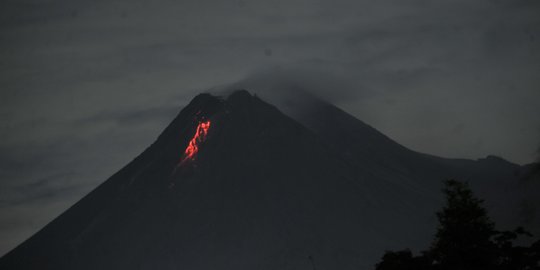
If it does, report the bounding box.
[180,120,211,164]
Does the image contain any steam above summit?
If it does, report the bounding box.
[0,90,534,270]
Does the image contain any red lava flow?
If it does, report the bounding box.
[180,120,211,164]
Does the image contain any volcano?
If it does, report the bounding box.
[0,90,533,269]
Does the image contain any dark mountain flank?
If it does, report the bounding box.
[0,90,530,270]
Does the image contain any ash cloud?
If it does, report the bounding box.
[216,65,369,104]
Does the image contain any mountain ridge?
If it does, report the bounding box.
[0,89,531,270]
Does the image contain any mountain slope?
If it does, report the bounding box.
[0,90,526,270]
[270,90,525,228]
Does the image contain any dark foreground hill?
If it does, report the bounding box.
[0,90,534,270]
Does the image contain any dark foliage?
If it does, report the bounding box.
[375,179,540,270]
[375,249,433,270]
[431,180,498,269]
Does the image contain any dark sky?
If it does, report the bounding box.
[1,0,539,256]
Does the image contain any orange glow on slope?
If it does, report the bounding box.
[180,120,211,164]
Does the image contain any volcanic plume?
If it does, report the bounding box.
[0,90,530,270]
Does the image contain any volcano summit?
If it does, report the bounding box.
[0,90,534,270]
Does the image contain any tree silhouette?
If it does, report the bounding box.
[375,249,432,270]
[374,179,540,270]
[430,180,498,269]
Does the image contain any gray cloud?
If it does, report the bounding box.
[1,0,539,256]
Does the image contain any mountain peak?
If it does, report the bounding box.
[227,89,252,100]
[0,90,528,270]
